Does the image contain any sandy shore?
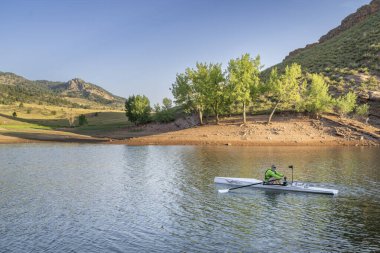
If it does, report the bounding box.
[123,115,379,146]
[1,114,379,146]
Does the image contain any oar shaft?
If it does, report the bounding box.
[227,178,278,191]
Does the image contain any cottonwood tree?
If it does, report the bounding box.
[125,95,151,125]
[187,63,210,124]
[162,97,173,110]
[228,53,261,124]
[171,73,193,113]
[205,63,226,124]
[304,73,332,117]
[266,63,303,124]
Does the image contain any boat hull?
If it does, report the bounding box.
[215,177,338,195]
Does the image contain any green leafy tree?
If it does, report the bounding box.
[125,95,151,125]
[205,63,227,124]
[153,103,161,113]
[171,73,193,113]
[266,63,303,124]
[304,73,332,117]
[334,91,357,117]
[187,63,210,124]
[162,97,172,110]
[228,53,261,124]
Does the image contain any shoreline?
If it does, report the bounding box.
[1,115,379,146]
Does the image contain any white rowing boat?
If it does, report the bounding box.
[215,177,338,195]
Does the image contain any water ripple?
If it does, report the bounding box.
[0,144,379,252]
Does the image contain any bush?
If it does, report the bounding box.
[51,110,57,115]
[125,95,151,125]
[12,111,17,117]
[334,92,357,117]
[26,108,32,114]
[304,74,333,116]
[78,114,88,126]
[153,109,175,123]
[354,104,369,122]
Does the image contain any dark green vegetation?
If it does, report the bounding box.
[125,96,178,124]
[125,95,151,125]
[0,72,125,109]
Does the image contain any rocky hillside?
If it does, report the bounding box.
[0,72,125,109]
[271,0,380,125]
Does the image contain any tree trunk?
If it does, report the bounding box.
[243,102,246,124]
[214,103,219,125]
[268,102,279,124]
[198,110,203,125]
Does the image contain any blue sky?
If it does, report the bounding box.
[0,0,371,104]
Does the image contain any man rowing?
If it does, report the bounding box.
[264,165,287,185]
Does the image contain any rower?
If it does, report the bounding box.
[264,165,286,185]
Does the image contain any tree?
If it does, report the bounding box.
[227,53,261,124]
[205,63,226,124]
[125,95,151,125]
[187,63,209,124]
[334,91,357,117]
[153,103,161,113]
[266,63,303,124]
[171,73,193,113]
[67,109,75,127]
[162,97,172,110]
[304,73,332,117]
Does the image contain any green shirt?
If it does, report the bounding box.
[264,168,284,182]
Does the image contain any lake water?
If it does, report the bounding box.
[0,144,379,252]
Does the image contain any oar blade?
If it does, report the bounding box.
[218,189,229,193]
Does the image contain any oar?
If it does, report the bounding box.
[218,178,278,194]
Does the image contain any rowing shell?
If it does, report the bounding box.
[215,177,338,195]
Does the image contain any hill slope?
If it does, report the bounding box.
[0,72,125,109]
[269,0,380,124]
[282,0,379,75]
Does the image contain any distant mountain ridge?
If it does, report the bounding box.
[0,71,125,108]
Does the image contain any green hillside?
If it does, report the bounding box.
[281,10,380,76]
[0,72,125,109]
[265,0,380,124]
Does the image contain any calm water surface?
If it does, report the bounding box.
[0,144,379,252]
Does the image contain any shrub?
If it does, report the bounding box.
[26,108,32,114]
[334,92,357,117]
[354,104,369,121]
[304,74,333,116]
[153,109,175,123]
[125,95,151,125]
[12,111,17,117]
[78,114,88,126]
[51,110,57,115]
